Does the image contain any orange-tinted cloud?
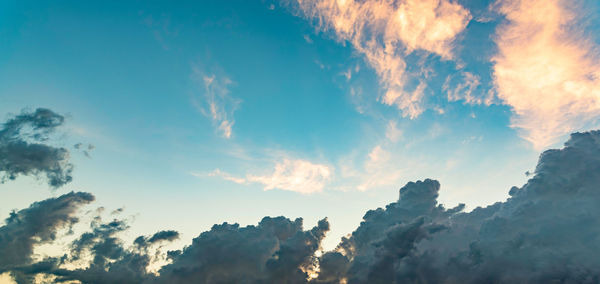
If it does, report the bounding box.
[296,0,471,117]
[493,0,600,149]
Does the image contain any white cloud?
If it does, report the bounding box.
[192,66,241,139]
[493,0,600,149]
[295,0,471,118]
[206,159,333,194]
[203,169,247,184]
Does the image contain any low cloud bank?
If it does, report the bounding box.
[2,108,600,283]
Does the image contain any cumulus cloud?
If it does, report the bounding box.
[493,0,600,149]
[192,66,241,139]
[46,217,180,283]
[314,129,600,283]
[5,107,600,283]
[293,0,471,117]
[158,217,329,283]
[0,194,183,284]
[1,196,329,284]
[209,158,333,194]
[0,191,94,282]
[0,108,74,188]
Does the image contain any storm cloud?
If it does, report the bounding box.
[0,108,73,188]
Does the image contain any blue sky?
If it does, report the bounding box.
[1,0,599,250]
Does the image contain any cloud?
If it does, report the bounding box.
[48,216,180,284]
[203,168,247,184]
[209,158,333,194]
[74,143,95,158]
[443,71,494,105]
[0,193,329,284]
[5,107,600,282]
[492,0,600,149]
[315,129,600,283]
[0,194,182,284]
[158,217,329,283]
[0,108,74,188]
[293,0,471,117]
[0,191,94,282]
[192,66,241,139]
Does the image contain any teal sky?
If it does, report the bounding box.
[2,0,599,250]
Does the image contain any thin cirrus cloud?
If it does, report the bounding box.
[205,158,333,194]
[191,65,241,139]
[294,0,472,118]
[492,0,600,149]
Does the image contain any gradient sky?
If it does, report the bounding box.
[1,0,599,250]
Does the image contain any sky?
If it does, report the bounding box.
[1,0,600,255]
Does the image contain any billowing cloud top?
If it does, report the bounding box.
[316,129,600,283]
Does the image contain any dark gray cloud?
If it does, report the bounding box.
[313,130,600,283]
[3,110,600,283]
[2,207,181,284]
[46,216,171,284]
[157,216,329,284]
[0,191,94,282]
[0,108,73,188]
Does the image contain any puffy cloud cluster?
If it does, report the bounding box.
[314,130,600,283]
[0,196,184,284]
[293,0,471,117]
[0,108,74,188]
[158,217,329,283]
[0,108,335,283]
[0,200,329,283]
[492,0,600,149]
[4,107,600,283]
[0,191,94,282]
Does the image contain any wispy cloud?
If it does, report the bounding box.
[444,71,494,105]
[205,158,333,194]
[493,0,600,149]
[192,66,241,139]
[294,0,471,118]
